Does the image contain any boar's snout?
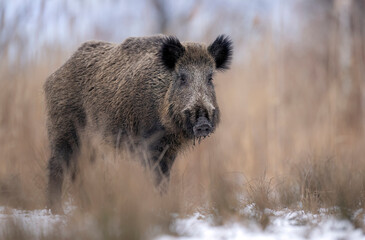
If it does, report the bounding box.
[193,116,213,137]
[183,105,216,138]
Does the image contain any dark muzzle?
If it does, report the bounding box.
[193,116,213,137]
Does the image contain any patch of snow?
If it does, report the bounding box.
[158,207,365,240]
[0,206,65,237]
[0,205,364,239]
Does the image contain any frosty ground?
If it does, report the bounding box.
[1,205,364,240]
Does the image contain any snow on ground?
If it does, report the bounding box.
[0,205,364,239]
[158,209,365,240]
[0,206,65,237]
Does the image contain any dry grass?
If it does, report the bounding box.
[0,15,365,239]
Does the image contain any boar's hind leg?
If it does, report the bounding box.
[48,126,79,214]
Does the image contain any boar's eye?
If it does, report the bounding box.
[207,74,213,84]
[179,73,187,85]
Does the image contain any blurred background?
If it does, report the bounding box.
[0,0,365,237]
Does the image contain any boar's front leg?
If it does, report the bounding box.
[149,136,178,191]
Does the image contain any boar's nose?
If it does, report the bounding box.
[193,117,213,137]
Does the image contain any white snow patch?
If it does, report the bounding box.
[0,205,364,239]
[157,207,365,240]
[0,206,65,237]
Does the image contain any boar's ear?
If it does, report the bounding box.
[160,36,185,70]
[208,35,233,71]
